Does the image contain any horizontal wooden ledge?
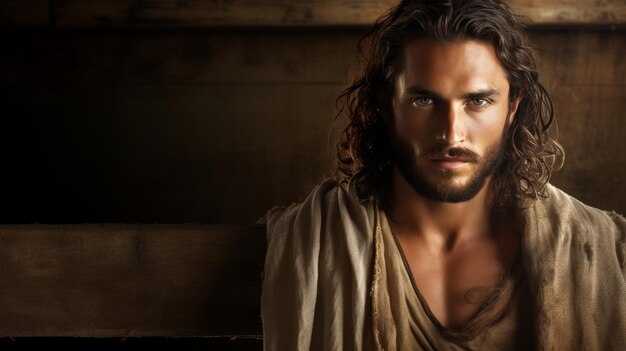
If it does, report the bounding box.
[0,336,264,348]
[2,0,625,28]
[0,224,266,337]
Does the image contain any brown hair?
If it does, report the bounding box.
[335,0,563,207]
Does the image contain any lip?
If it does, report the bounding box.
[431,159,469,169]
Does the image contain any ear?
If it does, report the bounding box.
[507,90,524,126]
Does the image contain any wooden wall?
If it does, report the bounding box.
[3,0,625,27]
[0,0,624,349]
[0,224,266,337]
[1,29,624,223]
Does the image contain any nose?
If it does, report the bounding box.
[436,103,466,145]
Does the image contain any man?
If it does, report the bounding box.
[261,0,626,350]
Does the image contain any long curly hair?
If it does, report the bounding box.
[335,0,564,208]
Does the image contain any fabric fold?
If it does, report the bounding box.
[262,180,626,350]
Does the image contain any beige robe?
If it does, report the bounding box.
[372,208,535,350]
[261,179,626,350]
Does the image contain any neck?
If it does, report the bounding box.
[387,166,499,252]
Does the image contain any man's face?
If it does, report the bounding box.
[390,37,518,202]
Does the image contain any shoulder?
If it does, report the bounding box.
[521,188,626,349]
[526,184,625,271]
[261,179,378,348]
[539,184,625,234]
[264,178,376,244]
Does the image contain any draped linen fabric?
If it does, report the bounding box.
[261,179,626,350]
[371,207,535,350]
[261,180,377,351]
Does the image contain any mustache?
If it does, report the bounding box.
[422,145,480,162]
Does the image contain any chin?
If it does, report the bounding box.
[423,181,486,203]
[405,168,489,203]
[392,138,505,203]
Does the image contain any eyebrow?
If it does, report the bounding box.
[404,86,501,100]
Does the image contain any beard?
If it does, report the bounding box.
[390,132,506,203]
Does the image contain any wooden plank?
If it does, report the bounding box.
[0,32,359,85]
[549,86,626,215]
[1,31,623,87]
[0,224,266,337]
[0,31,623,222]
[51,0,626,28]
[510,0,626,26]
[1,82,623,222]
[0,0,48,27]
[52,0,395,27]
[0,83,343,224]
[0,337,263,349]
[531,31,626,87]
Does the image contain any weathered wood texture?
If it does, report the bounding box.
[534,31,626,209]
[510,0,626,26]
[0,224,265,337]
[0,337,263,348]
[1,29,623,223]
[2,0,626,28]
[0,31,352,223]
[0,0,48,27]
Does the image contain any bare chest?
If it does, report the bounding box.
[395,234,519,329]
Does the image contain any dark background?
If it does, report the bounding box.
[1,0,624,349]
[1,1,625,225]
[2,28,625,224]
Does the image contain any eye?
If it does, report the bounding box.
[469,98,489,107]
[412,96,434,107]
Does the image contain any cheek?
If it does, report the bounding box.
[393,101,431,139]
[394,120,432,156]
[466,107,509,146]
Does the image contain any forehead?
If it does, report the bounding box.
[396,37,510,95]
